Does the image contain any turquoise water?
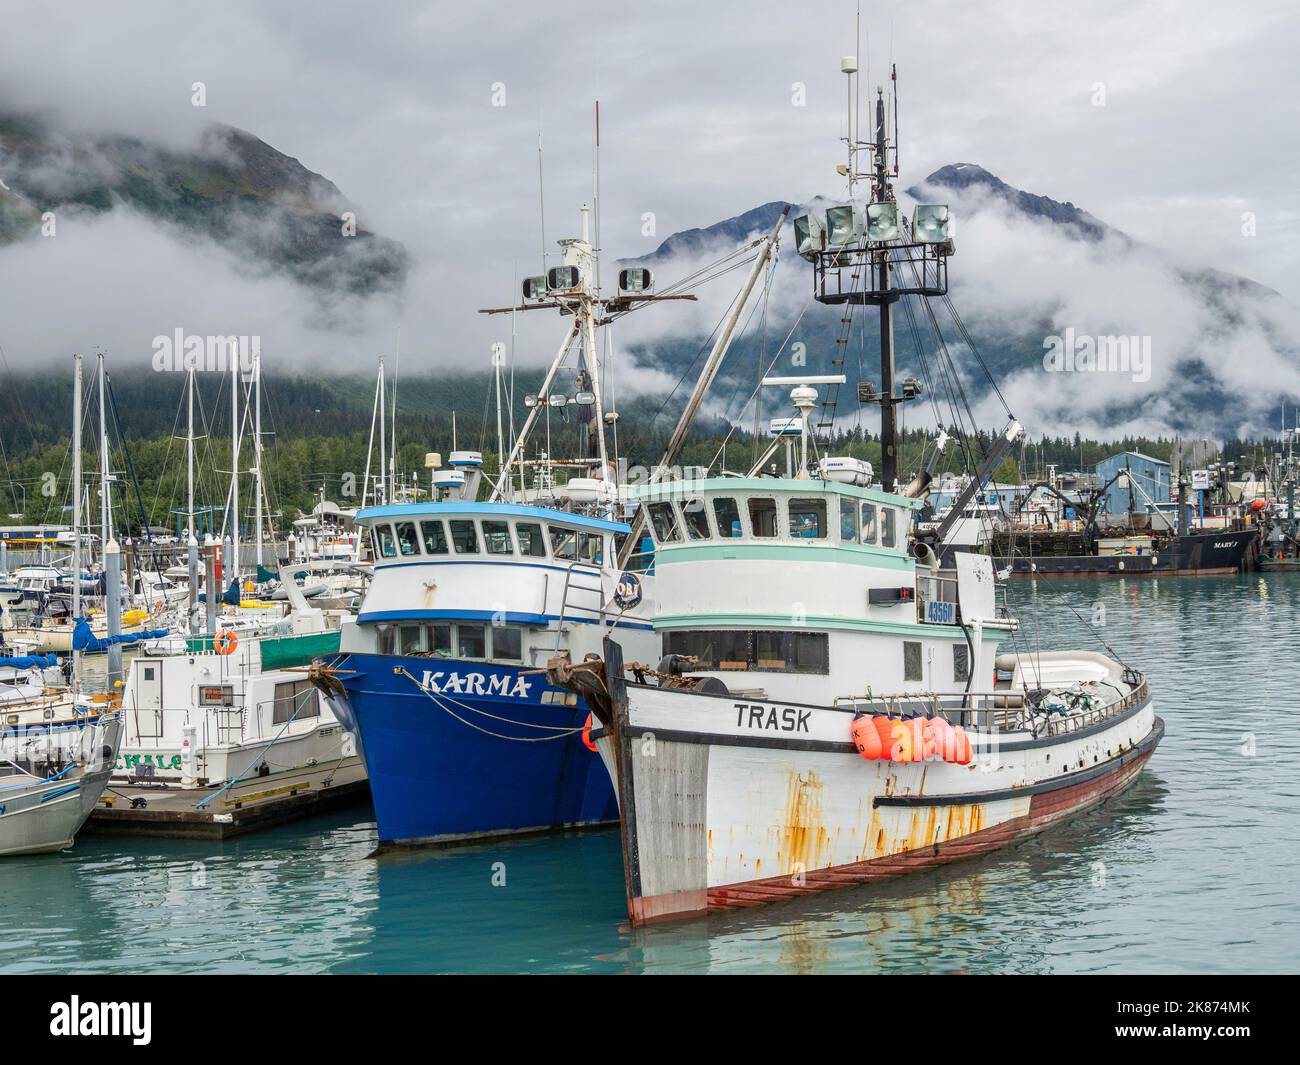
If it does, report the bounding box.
[2,574,1298,974]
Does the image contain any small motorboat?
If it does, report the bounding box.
[0,715,122,856]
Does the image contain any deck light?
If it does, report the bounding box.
[524,393,539,408]
[794,213,827,261]
[825,204,861,246]
[522,275,548,300]
[547,265,580,290]
[549,394,567,408]
[866,201,899,242]
[618,268,654,292]
[574,391,596,405]
[912,204,951,244]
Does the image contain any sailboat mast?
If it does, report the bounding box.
[97,354,110,549]
[230,342,240,581]
[253,347,263,569]
[186,367,195,542]
[71,354,82,682]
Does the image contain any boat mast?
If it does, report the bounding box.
[871,83,901,493]
[97,353,110,554]
[378,355,387,505]
[230,341,240,581]
[71,353,82,683]
[186,364,199,631]
[253,346,264,569]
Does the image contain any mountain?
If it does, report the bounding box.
[0,111,408,297]
[616,164,1298,438]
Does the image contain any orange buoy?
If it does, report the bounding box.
[869,716,892,760]
[851,715,883,760]
[953,725,972,765]
[890,719,914,764]
[933,717,959,763]
[581,713,598,752]
[213,629,238,655]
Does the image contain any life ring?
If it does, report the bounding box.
[213,629,238,655]
[581,713,598,752]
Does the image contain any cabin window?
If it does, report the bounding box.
[491,625,523,662]
[860,503,878,545]
[953,644,970,683]
[839,500,858,543]
[748,497,778,537]
[457,623,486,659]
[663,629,830,675]
[450,520,480,554]
[516,522,547,557]
[420,520,449,555]
[423,623,453,656]
[577,532,604,565]
[788,498,827,539]
[399,624,426,655]
[395,521,420,557]
[713,497,742,538]
[903,640,922,682]
[549,525,578,560]
[375,524,397,558]
[881,508,897,548]
[272,679,320,724]
[482,520,513,555]
[376,624,396,654]
[680,498,711,540]
[647,502,682,544]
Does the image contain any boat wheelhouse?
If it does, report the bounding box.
[317,500,659,847]
[635,476,1011,705]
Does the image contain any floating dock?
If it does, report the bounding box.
[85,757,369,839]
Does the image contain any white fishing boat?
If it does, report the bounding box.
[113,574,360,790]
[0,714,122,856]
[548,57,1162,925]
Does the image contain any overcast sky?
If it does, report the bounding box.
[1,0,1297,432]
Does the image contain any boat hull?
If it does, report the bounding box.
[596,659,1162,925]
[322,651,617,846]
[990,528,1258,578]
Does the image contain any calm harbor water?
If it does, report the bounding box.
[2,574,1298,974]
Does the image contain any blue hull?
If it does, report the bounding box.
[323,652,616,845]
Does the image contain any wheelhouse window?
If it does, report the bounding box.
[395,521,420,556]
[491,625,523,661]
[860,503,878,545]
[881,507,897,549]
[839,499,858,542]
[903,640,922,682]
[577,532,604,565]
[550,525,577,560]
[449,520,480,554]
[482,520,513,555]
[457,623,486,659]
[681,498,711,540]
[420,520,449,555]
[663,629,830,675]
[516,522,547,557]
[713,497,742,538]
[647,502,682,543]
[399,624,426,655]
[374,524,397,558]
[788,498,827,539]
[748,497,778,537]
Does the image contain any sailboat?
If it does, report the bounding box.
[547,59,1163,924]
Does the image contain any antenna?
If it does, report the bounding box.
[537,125,548,275]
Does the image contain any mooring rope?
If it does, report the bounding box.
[395,667,584,743]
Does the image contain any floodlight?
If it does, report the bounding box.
[618,267,654,293]
[825,204,860,246]
[793,213,827,261]
[912,204,951,244]
[522,275,548,299]
[866,201,899,242]
[547,265,580,290]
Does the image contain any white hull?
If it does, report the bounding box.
[597,674,1160,924]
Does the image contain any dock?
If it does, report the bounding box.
[86,757,370,839]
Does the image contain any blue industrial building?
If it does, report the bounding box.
[1094,451,1170,517]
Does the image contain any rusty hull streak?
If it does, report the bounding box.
[777,768,830,878]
